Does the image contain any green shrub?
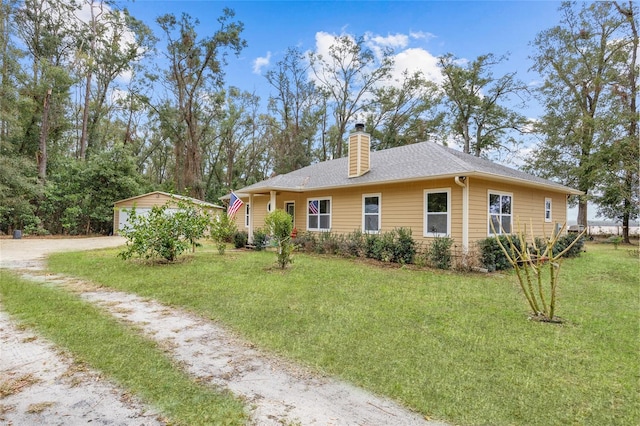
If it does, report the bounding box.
[535,234,585,258]
[292,232,317,252]
[210,213,237,255]
[252,228,268,251]
[119,201,209,262]
[318,231,340,255]
[393,227,416,264]
[292,228,416,265]
[428,236,453,270]
[339,230,366,258]
[364,228,416,264]
[264,209,294,269]
[478,235,523,272]
[607,235,623,250]
[233,231,248,249]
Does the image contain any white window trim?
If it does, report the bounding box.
[488,190,513,235]
[306,196,332,231]
[424,188,451,237]
[544,197,552,223]
[362,193,382,234]
[244,203,250,228]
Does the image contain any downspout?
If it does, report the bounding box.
[248,193,254,243]
[455,176,469,252]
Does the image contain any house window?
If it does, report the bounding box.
[244,203,250,228]
[545,198,552,223]
[363,194,381,233]
[307,198,331,231]
[489,192,512,234]
[285,202,295,224]
[424,189,450,237]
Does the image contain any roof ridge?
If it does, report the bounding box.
[427,141,475,172]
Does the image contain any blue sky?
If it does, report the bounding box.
[120,0,564,115]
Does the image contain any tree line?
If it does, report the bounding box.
[0,0,637,241]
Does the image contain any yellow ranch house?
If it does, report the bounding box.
[226,125,582,251]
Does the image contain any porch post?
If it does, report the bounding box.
[270,191,276,213]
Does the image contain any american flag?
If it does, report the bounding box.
[308,200,319,215]
[227,192,244,217]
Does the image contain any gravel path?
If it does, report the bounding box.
[0,237,446,425]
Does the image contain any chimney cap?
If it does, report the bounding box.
[355,123,365,132]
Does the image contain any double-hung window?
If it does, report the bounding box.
[363,194,381,233]
[244,203,250,228]
[489,191,512,234]
[307,198,331,231]
[544,198,552,223]
[424,189,450,237]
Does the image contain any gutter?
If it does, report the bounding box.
[454,176,469,252]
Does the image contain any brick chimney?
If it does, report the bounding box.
[348,123,370,178]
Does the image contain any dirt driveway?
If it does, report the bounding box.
[0,237,445,425]
[0,236,126,269]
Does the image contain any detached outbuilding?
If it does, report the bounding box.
[113,191,223,234]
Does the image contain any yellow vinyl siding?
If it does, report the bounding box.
[348,133,370,177]
[241,176,568,247]
[469,178,568,241]
[114,193,185,233]
[284,178,463,245]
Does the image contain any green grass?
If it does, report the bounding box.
[39,243,640,425]
[0,271,246,426]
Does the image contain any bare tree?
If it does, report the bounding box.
[309,34,394,158]
[438,52,529,158]
[155,9,245,199]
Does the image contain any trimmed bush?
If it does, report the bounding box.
[393,227,416,264]
[533,233,585,258]
[252,228,268,251]
[292,231,317,252]
[233,231,248,249]
[428,236,453,270]
[478,235,523,272]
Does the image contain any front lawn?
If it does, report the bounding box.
[45,243,639,425]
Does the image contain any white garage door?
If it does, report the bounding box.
[118,208,150,231]
[118,207,180,231]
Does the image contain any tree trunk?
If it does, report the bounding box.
[79,70,91,160]
[577,198,588,228]
[37,87,52,183]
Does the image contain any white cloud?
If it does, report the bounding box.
[314,31,350,59]
[410,31,436,42]
[253,51,272,75]
[310,31,443,90]
[392,47,443,85]
[366,32,409,49]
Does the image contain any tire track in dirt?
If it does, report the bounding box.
[1,238,447,425]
